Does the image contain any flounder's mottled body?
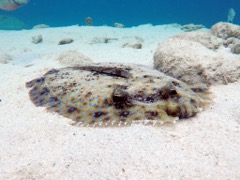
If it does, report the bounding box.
[26,63,210,126]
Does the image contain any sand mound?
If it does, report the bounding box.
[56,50,93,66]
[154,22,240,85]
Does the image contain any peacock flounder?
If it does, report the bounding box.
[26,63,210,126]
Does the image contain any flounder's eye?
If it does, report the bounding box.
[112,88,132,108]
[113,89,126,102]
[169,89,178,97]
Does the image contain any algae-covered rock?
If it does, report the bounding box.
[154,25,240,85]
[211,22,240,39]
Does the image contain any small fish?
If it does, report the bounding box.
[0,0,29,11]
[26,63,210,127]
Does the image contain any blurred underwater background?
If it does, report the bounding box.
[0,0,240,30]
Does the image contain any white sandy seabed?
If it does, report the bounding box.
[0,24,239,180]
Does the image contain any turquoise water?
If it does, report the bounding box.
[1,0,240,29]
